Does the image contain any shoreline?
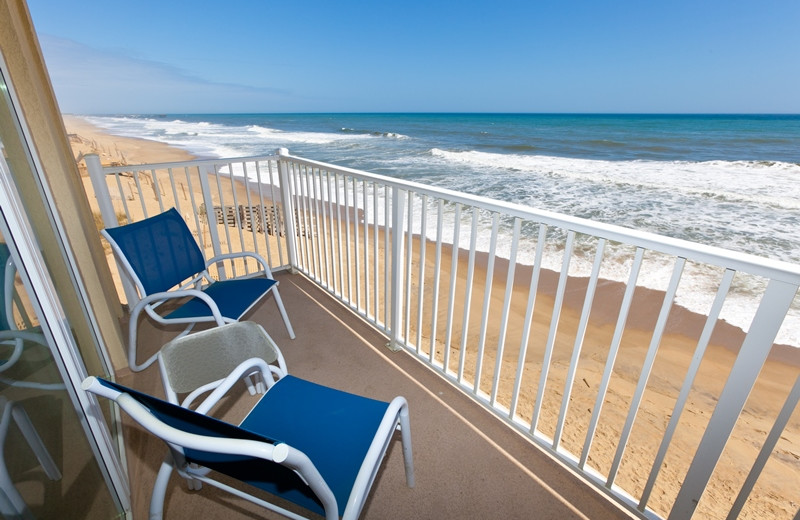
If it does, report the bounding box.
[63,115,196,165]
[64,114,800,518]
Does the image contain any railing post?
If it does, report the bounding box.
[85,154,117,229]
[277,148,299,273]
[86,153,140,310]
[197,163,227,279]
[669,278,799,519]
[388,187,406,351]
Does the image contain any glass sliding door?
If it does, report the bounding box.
[0,58,126,518]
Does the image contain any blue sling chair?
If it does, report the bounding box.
[101,208,295,372]
[82,363,415,520]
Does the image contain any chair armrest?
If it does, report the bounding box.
[205,252,274,279]
[137,289,226,326]
[0,330,49,347]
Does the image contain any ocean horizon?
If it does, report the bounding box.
[81,112,800,346]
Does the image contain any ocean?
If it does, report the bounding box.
[82,113,800,345]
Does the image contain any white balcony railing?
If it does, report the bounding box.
[87,150,800,520]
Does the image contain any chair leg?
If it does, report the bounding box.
[242,374,257,395]
[10,404,61,481]
[271,288,295,339]
[149,457,175,520]
[399,404,415,488]
[128,302,159,372]
[0,399,58,519]
[244,371,267,395]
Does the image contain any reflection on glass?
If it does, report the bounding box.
[0,228,119,518]
[0,233,65,518]
[0,242,64,391]
[0,66,120,518]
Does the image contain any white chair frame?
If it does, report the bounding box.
[83,364,414,520]
[101,211,295,372]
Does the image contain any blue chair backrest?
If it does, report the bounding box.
[104,209,206,294]
[95,377,278,446]
[0,242,12,331]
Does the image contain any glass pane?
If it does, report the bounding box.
[0,72,121,518]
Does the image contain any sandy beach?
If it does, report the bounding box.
[64,114,800,519]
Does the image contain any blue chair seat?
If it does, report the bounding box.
[165,278,277,321]
[238,375,390,516]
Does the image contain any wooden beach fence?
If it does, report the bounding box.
[212,203,311,237]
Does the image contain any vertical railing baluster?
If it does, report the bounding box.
[311,168,325,285]
[241,161,260,275]
[389,187,407,350]
[373,183,380,326]
[183,167,204,251]
[297,164,310,273]
[277,150,297,271]
[509,223,547,420]
[252,161,273,267]
[363,180,371,320]
[268,159,285,268]
[150,168,165,212]
[212,164,235,265]
[352,178,361,312]
[115,173,131,221]
[343,175,353,305]
[580,247,645,467]
[430,199,444,364]
[165,168,178,213]
[404,191,415,345]
[607,256,686,488]
[727,373,800,519]
[85,154,117,228]
[227,161,246,277]
[323,170,335,289]
[322,170,334,289]
[444,204,462,371]
[474,212,501,395]
[639,268,735,511]
[458,208,480,381]
[304,166,319,281]
[490,217,522,406]
[415,195,428,354]
[199,164,227,279]
[332,172,343,297]
[670,278,799,520]
[355,177,364,313]
[532,231,575,433]
[554,237,606,449]
[291,163,309,273]
[133,170,147,216]
[384,185,391,328]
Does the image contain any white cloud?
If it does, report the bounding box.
[38,35,291,113]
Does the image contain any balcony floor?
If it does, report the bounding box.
[116,271,633,520]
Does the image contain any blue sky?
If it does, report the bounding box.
[26,0,800,114]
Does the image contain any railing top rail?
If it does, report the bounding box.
[279,151,800,284]
[96,153,279,175]
[92,150,800,284]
